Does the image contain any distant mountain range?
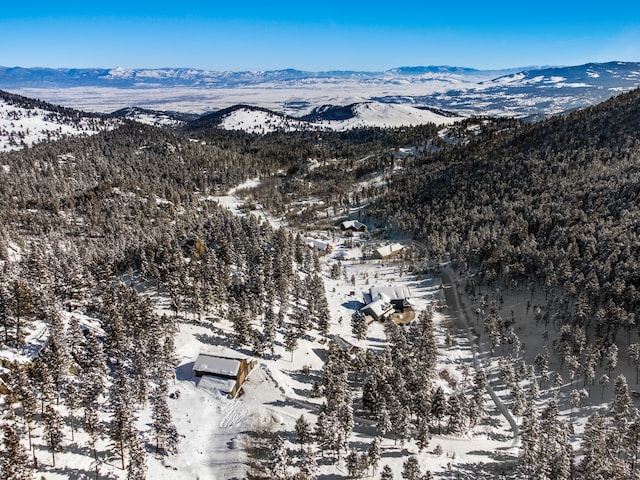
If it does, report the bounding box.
[2,62,638,120]
[1,62,639,144]
[376,61,640,119]
[0,65,517,89]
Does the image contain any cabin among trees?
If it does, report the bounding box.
[339,220,367,232]
[361,285,415,324]
[373,243,404,259]
[192,352,256,398]
[305,237,333,254]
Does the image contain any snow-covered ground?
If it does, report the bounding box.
[0,97,119,152]
[6,178,632,479]
[131,184,517,479]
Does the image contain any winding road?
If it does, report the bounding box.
[441,267,520,447]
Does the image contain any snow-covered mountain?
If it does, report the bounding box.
[184,102,462,133]
[378,61,640,119]
[0,90,119,152]
[109,106,198,127]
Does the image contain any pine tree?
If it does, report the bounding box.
[610,374,632,422]
[367,437,381,475]
[295,414,312,450]
[30,356,55,414]
[43,309,70,400]
[580,412,608,479]
[416,416,430,452]
[1,422,32,480]
[126,434,147,480]
[83,405,102,462]
[401,455,421,480]
[62,376,81,441]
[42,405,65,467]
[430,386,447,434]
[284,323,298,362]
[79,329,107,410]
[298,447,318,480]
[519,402,540,478]
[351,311,368,341]
[9,363,37,450]
[8,280,33,346]
[0,285,11,346]
[109,364,135,469]
[151,384,179,455]
[447,393,465,434]
[380,464,394,480]
[347,449,366,479]
[267,434,290,479]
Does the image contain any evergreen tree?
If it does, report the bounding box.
[8,280,33,346]
[9,363,37,450]
[298,447,318,480]
[347,449,367,479]
[267,434,290,480]
[367,437,381,475]
[42,405,65,467]
[579,412,608,479]
[284,323,298,362]
[609,374,632,422]
[0,284,11,345]
[151,384,179,455]
[83,406,102,462]
[380,464,394,480]
[401,455,421,480]
[43,309,70,400]
[415,416,430,452]
[126,434,147,480]
[430,386,447,434]
[351,311,368,341]
[295,414,312,450]
[62,376,81,441]
[519,402,541,478]
[109,364,135,469]
[1,422,32,480]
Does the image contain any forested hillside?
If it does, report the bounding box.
[2,87,640,479]
[370,89,640,340]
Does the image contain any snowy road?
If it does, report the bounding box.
[441,267,520,447]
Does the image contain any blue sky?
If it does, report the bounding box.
[2,1,639,71]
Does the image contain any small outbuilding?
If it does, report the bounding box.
[193,353,255,398]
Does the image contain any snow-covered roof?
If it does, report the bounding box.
[340,220,367,231]
[197,374,237,394]
[374,243,404,258]
[361,299,394,320]
[370,285,412,302]
[305,237,331,251]
[193,353,243,378]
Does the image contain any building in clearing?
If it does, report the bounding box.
[305,237,333,253]
[373,243,404,259]
[192,353,256,398]
[339,220,367,232]
[360,297,395,322]
[361,285,415,324]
